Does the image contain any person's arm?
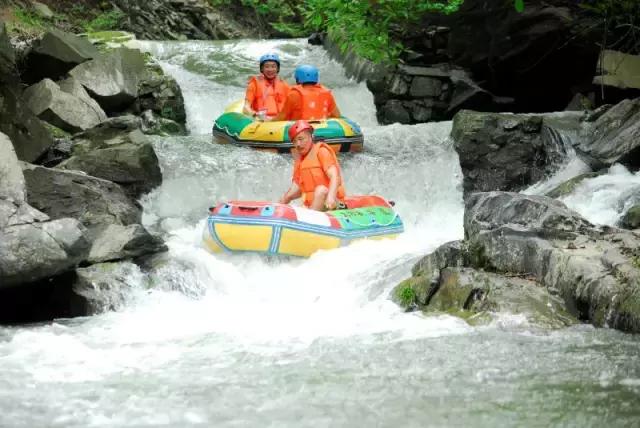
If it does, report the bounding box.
[243,80,256,116]
[324,165,340,209]
[329,94,341,118]
[271,91,299,122]
[279,182,301,204]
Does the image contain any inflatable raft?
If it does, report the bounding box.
[212,101,364,153]
[202,196,403,258]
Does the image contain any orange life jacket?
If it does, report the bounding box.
[248,75,288,116]
[295,142,346,207]
[290,84,335,120]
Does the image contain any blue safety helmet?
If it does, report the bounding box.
[259,53,280,71]
[294,64,319,84]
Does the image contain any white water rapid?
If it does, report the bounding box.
[0,39,638,428]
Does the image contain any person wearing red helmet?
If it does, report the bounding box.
[243,53,290,120]
[279,120,346,211]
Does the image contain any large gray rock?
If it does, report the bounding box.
[69,48,146,112]
[88,224,166,264]
[397,191,640,333]
[22,164,142,241]
[0,132,26,202]
[576,98,640,169]
[0,217,89,288]
[22,29,100,84]
[0,131,90,287]
[23,78,107,133]
[451,110,563,194]
[0,85,54,162]
[57,122,162,198]
[133,60,186,129]
[464,192,593,239]
[73,262,145,315]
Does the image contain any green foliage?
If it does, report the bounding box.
[84,9,125,32]
[12,7,45,28]
[303,0,464,63]
[207,0,463,63]
[396,283,417,308]
[514,0,524,13]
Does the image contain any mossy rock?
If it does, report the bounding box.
[621,205,640,229]
[43,122,71,139]
[545,172,603,199]
[391,274,431,309]
[426,267,577,329]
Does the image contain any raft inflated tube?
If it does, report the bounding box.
[202,196,403,258]
[211,100,364,153]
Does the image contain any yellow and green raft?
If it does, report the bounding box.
[212,101,364,153]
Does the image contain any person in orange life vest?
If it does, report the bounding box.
[279,120,346,211]
[243,53,290,120]
[270,64,341,121]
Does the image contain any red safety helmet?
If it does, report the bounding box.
[288,120,314,141]
[289,120,313,141]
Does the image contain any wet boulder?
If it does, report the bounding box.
[397,191,640,333]
[0,132,89,288]
[621,205,640,230]
[69,47,146,112]
[23,78,107,133]
[72,261,146,315]
[22,164,142,241]
[463,192,593,239]
[576,98,640,170]
[21,29,100,84]
[451,110,566,195]
[0,217,90,287]
[133,60,186,130]
[57,119,162,198]
[0,85,54,162]
[545,172,602,199]
[88,224,166,264]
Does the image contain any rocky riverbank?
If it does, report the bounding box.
[0,23,185,322]
[393,97,640,333]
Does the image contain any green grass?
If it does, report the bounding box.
[84,9,124,32]
[13,7,46,28]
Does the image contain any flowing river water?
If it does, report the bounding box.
[1,39,639,427]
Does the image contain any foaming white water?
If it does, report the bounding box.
[135,119,465,346]
[559,164,640,225]
[524,154,591,196]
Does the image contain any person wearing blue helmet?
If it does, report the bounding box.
[271,64,341,121]
[243,52,290,120]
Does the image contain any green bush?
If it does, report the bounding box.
[85,9,125,32]
[207,0,463,63]
[13,7,45,28]
[303,0,463,63]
